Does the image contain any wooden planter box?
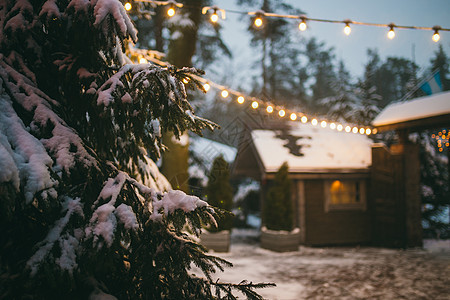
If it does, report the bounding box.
[260,228,301,252]
[200,231,230,252]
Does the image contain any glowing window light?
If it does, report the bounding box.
[337,124,343,131]
[311,118,318,126]
[321,120,327,128]
[167,6,176,17]
[330,123,336,130]
[359,128,365,134]
[278,109,286,117]
[203,83,210,92]
[301,116,308,123]
[345,126,351,133]
[124,2,132,11]
[221,90,229,98]
[365,128,372,135]
[387,24,395,39]
[266,105,273,113]
[237,96,245,104]
[290,113,297,121]
[352,127,358,133]
[251,101,259,109]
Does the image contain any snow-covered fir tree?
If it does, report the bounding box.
[0,0,272,298]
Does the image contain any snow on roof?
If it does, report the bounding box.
[252,123,372,173]
[190,136,237,165]
[372,91,450,127]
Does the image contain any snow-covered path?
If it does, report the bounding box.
[201,230,450,299]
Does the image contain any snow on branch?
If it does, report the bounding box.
[93,0,137,42]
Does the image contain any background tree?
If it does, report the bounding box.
[206,156,234,232]
[0,1,271,298]
[429,44,450,91]
[263,162,293,231]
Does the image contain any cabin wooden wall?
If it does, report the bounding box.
[300,180,372,246]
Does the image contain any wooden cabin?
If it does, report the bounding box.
[232,122,374,246]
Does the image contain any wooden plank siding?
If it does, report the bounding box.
[303,180,371,246]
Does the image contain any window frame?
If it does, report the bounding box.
[324,179,367,212]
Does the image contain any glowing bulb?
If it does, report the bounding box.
[124,2,132,11]
[301,116,308,123]
[330,123,336,130]
[266,105,273,113]
[337,124,343,131]
[345,126,351,133]
[254,17,263,27]
[365,128,372,135]
[210,12,219,23]
[432,31,440,42]
[278,110,286,117]
[387,25,395,39]
[299,21,307,31]
[139,57,148,64]
[167,7,176,17]
[221,90,228,98]
[251,101,259,109]
[182,77,190,84]
[321,121,327,128]
[359,128,365,134]
[237,96,245,104]
[372,128,378,134]
[344,23,351,35]
[290,113,297,121]
[203,83,210,92]
[352,127,358,133]
[311,118,318,126]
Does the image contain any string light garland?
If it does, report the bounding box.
[132,0,449,42]
[128,45,378,137]
[432,130,450,152]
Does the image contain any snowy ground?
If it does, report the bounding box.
[198,229,450,300]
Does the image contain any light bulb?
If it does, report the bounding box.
[337,124,343,131]
[352,127,358,133]
[299,21,307,31]
[251,101,259,109]
[301,116,308,123]
[290,113,297,121]
[254,17,263,27]
[345,126,351,133]
[266,105,273,113]
[203,83,210,92]
[365,128,371,135]
[139,57,148,64]
[182,77,190,84]
[221,90,228,98]
[321,121,327,128]
[372,128,378,134]
[167,7,176,17]
[278,110,286,117]
[124,2,132,11]
[432,31,440,42]
[210,12,219,23]
[237,96,245,104]
[330,123,336,130]
[312,118,318,126]
[359,128,365,134]
[387,25,395,39]
[344,24,351,35]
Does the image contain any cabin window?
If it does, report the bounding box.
[324,180,366,211]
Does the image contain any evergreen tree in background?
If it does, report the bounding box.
[430,44,450,91]
[0,1,271,298]
[206,156,234,232]
[263,162,293,231]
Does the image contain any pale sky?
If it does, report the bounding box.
[215,0,450,88]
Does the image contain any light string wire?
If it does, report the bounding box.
[129,0,449,41]
[129,46,377,136]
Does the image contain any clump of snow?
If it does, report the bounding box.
[171,131,189,146]
[233,181,260,203]
[115,203,138,230]
[93,0,137,41]
[151,190,208,221]
[39,0,61,19]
